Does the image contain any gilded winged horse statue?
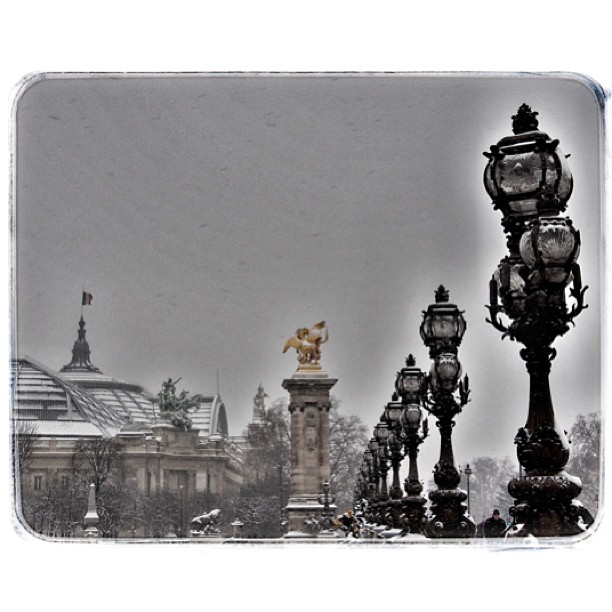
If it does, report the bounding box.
[283,321,329,369]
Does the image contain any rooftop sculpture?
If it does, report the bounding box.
[157,377,205,430]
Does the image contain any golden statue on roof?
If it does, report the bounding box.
[283,321,329,370]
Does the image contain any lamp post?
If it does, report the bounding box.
[318,481,336,535]
[354,451,371,504]
[420,286,475,538]
[394,354,429,535]
[484,104,593,536]
[361,449,373,500]
[384,400,405,500]
[278,464,284,532]
[367,437,381,524]
[362,449,377,528]
[463,464,473,516]
[367,437,380,496]
[178,484,185,538]
[374,421,390,526]
[384,398,405,529]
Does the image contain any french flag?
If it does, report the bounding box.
[82,292,93,306]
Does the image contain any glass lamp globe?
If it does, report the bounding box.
[493,260,526,294]
[519,217,580,284]
[484,104,573,222]
[375,422,389,443]
[431,353,462,391]
[420,286,466,357]
[395,354,427,403]
[401,404,422,431]
[384,403,404,429]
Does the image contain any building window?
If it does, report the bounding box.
[60,475,70,490]
[33,475,42,490]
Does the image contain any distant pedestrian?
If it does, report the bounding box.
[337,509,361,538]
[483,509,507,537]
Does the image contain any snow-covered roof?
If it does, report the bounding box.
[11,358,124,438]
[16,419,105,438]
[189,395,228,437]
[14,315,231,440]
[59,370,158,425]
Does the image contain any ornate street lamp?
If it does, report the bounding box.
[395,355,429,534]
[420,286,467,357]
[362,449,373,496]
[485,105,593,536]
[396,353,428,403]
[383,398,405,529]
[359,449,377,526]
[354,451,371,504]
[366,436,381,523]
[373,421,391,525]
[318,481,336,534]
[384,399,405,500]
[420,286,475,538]
[462,464,473,516]
[374,421,390,500]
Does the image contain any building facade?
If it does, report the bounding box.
[12,316,243,538]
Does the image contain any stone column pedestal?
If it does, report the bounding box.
[282,369,337,538]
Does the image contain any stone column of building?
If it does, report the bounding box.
[281,322,337,538]
[282,369,337,537]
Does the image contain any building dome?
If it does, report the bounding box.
[58,316,158,425]
[13,312,242,539]
[57,315,229,438]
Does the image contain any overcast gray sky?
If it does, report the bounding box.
[13,73,602,478]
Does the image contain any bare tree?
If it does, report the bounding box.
[14,421,40,477]
[239,399,290,537]
[567,412,601,515]
[462,456,516,527]
[234,485,282,538]
[71,438,127,537]
[141,490,182,537]
[20,475,85,537]
[72,438,122,493]
[328,402,369,512]
[239,396,368,536]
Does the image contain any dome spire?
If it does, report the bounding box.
[60,316,101,372]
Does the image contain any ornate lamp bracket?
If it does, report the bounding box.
[568,265,589,324]
[485,303,510,337]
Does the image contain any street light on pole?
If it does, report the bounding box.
[463,464,473,516]
[420,285,475,538]
[484,104,594,536]
[395,354,429,535]
[374,420,390,526]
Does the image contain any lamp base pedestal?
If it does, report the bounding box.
[507,425,595,537]
[283,496,338,538]
[400,494,428,535]
[424,488,475,538]
[507,473,594,537]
